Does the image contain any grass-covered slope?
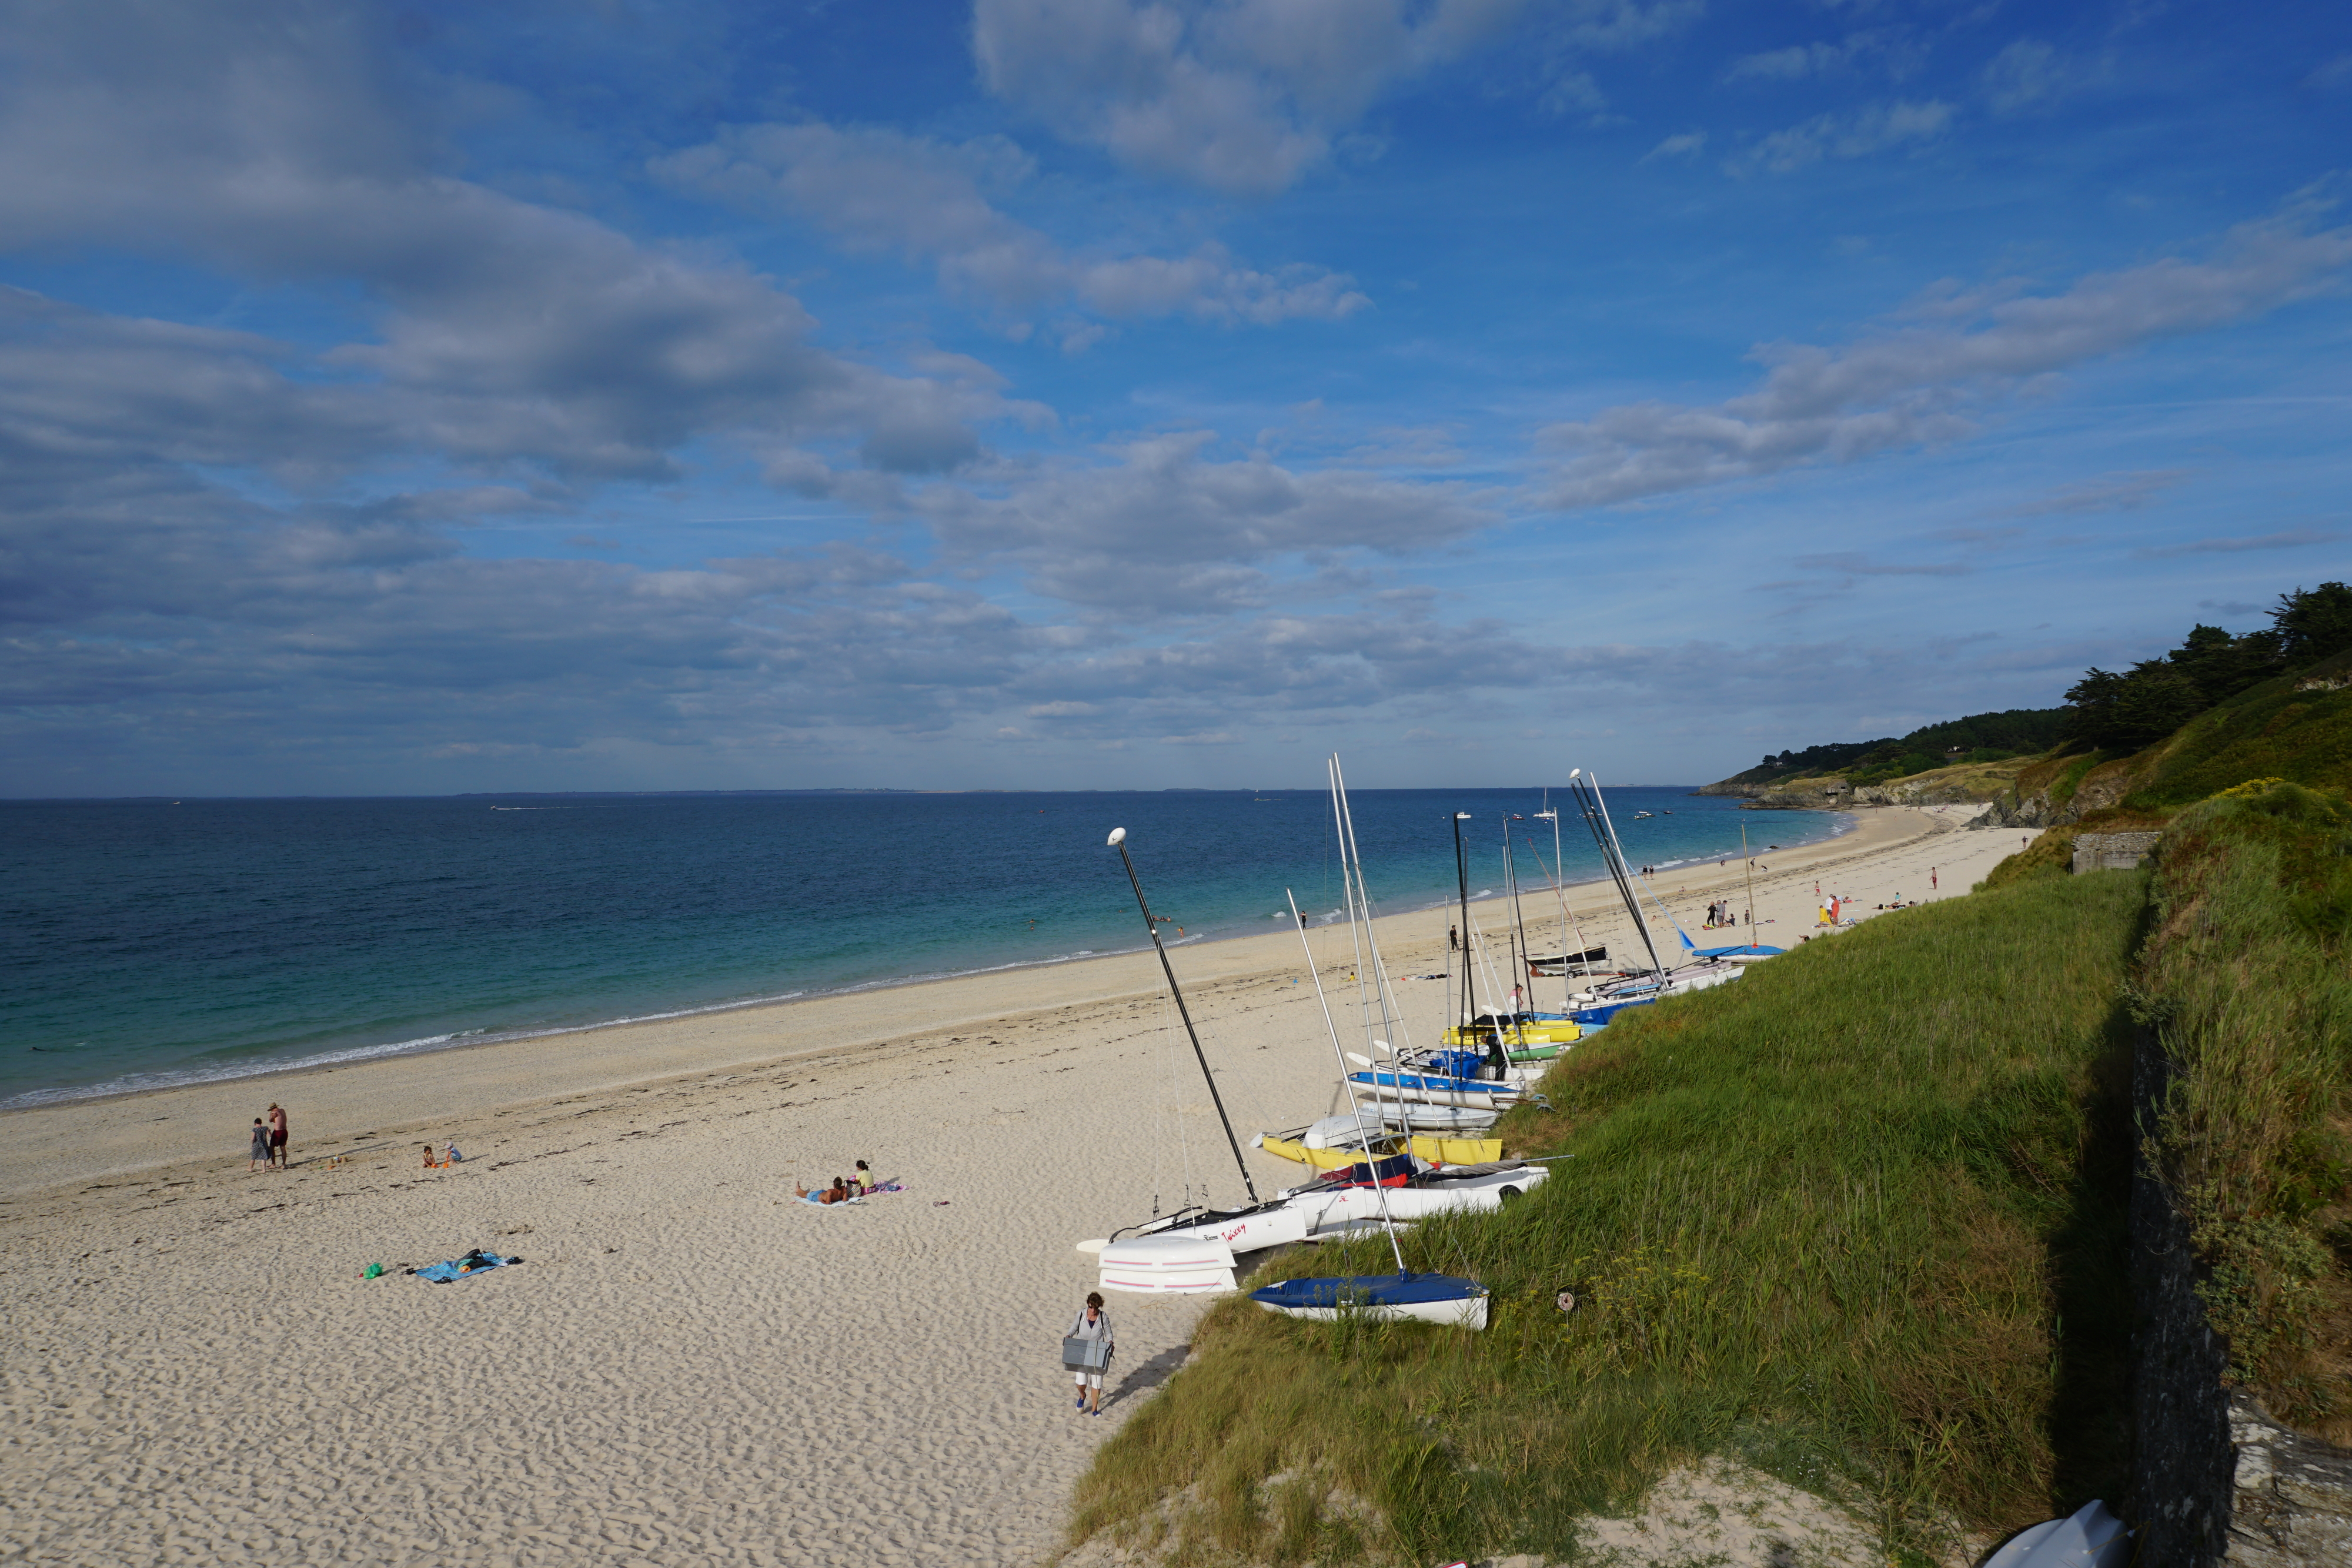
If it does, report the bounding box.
[1977,658,2352,892]
[2124,651,2352,808]
[2135,781,2352,1443]
[1066,873,2150,1566]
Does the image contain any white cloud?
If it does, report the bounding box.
[1792,553,1969,577]
[1726,44,1835,81]
[914,432,1495,613]
[1641,130,1707,162]
[656,123,1368,330]
[1730,98,1955,175]
[0,3,1037,484]
[1981,39,2069,117]
[1726,39,1867,82]
[2000,470,2193,516]
[970,0,1691,193]
[1535,200,2352,510]
[2134,529,2337,559]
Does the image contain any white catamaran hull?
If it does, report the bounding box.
[1130,1201,1314,1254]
[1095,1234,1238,1295]
[1359,1101,1499,1134]
[1284,1165,1548,1232]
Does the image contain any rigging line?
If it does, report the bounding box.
[1502,818,1534,1041]
[1332,755,1418,1141]
[1111,830,1258,1203]
[1329,757,1378,1063]
[1336,761,1413,1056]
[1623,865,1700,954]
[1522,831,1597,994]
[1572,773,1663,979]
[1538,789,1586,1010]
[1451,810,1476,1030]
[1463,902,1512,1020]
[1288,885,1407,1273]
[1153,972,1190,1215]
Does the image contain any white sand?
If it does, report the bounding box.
[0,807,2034,1565]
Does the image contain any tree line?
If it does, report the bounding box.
[2064,583,2352,751]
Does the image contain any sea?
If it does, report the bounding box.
[0,787,1846,1109]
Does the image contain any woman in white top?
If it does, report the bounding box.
[1067,1292,1115,1416]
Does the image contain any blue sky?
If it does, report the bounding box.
[3,0,2347,795]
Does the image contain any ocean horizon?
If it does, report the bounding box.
[2,786,1847,1109]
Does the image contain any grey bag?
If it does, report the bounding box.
[1063,1335,1111,1370]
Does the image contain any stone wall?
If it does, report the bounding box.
[2227,1396,2352,1564]
[2074,831,2162,874]
[2129,1025,2352,1565]
[2130,1022,2237,1564]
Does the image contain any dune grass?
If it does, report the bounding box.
[1064,872,2150,1566]
[2134,781,2352,1441]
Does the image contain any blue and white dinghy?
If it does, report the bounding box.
[1250,1273,1490,1330]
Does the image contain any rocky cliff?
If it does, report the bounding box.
[1707,756,2036,813]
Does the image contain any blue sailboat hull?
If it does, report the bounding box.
[1250,1272,1489,1329]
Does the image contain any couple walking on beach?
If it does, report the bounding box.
[247,1103,288,1171]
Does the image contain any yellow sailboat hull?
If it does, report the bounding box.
[1442,1019,1582,1048]
[1257,1132,1505,1169]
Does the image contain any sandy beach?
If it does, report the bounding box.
[0,806,2035,1565]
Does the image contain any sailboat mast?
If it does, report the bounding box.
[1452,811,1475,1028]
[1572,770,1665,979]
[1549,802,1571,1007]
[1287,888,1407,1273]
[1740,817,1759,941]
[1108,830,1259,1204]
[1504,814,1532,1030]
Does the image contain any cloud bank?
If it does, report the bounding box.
[1537,202,2352,510]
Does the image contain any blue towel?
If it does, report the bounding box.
[415,1251,515,1283]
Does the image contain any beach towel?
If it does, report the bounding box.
[414,1249,519,1283]
[797,1191,862,1207]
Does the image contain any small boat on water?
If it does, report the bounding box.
[1251,1273,1489,1329]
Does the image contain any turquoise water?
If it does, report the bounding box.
[0,787,1844,1107]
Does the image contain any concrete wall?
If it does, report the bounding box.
[2128,1023,2352,1564]
[2074,832,2163,874]
[2130,1022,2238,1563]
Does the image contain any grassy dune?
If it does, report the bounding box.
[2136,782,2352,1441]
[1065,872,2150,1566]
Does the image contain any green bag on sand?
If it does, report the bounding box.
[363,1263,384,1279]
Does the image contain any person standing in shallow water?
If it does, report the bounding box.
[1067,1291,1114,1416]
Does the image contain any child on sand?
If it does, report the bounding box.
[249,1118,271,1172]
[854,1159,873,1193]
[422,1142,445,1169]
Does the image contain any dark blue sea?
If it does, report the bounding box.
[0,787,1845,1108]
